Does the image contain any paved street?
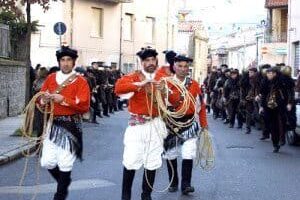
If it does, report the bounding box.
[1,111,300,200]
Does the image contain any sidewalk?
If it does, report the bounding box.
[0,116,35,165]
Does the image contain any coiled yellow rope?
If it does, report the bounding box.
[18,92,55,200]
[144,77,215,192]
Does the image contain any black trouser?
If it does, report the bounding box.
[166,159,178,187]
[112,93,119,111]
[121,167,156,200]
[287,105,297,131]
[118,99,124,110]
[91,95,100,122]
[245,101,255,129]
[227,99,241,126]
[48,167,71,200]
[265,108,286,147]
[102,103,109,115]
[181,159,193,190]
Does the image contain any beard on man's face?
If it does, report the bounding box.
[144,64,157,73]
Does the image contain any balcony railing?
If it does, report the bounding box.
[264,32,287,43]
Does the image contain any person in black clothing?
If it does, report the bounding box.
[209,67,220,118]
[243,67,259,134]
[257,64,272,140]
[103,66,114,115]
[260,67,288,153]
[86,68,99,124]
[91,62,105,118]
[224,69,242,128]
[280,66,296,139]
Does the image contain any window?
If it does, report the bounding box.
[122,63,135,74]
[294,42,300,77]
[124,13,133,41]
[91,7,103,38]
[145,17,155,43]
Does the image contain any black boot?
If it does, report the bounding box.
[245,127,251,134]
[273,145,280,153]
[53,171,71,200]
[166,159,178,192]
[121,168,135,200]
[48,166,60,182]
[141,170,156,200]
[181,159,194,195]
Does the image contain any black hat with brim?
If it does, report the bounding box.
[230,69,239,74]
[56,46,78,61]
[137,47,158,60]
[266,67,278,73]
[174,55,193,63]
[248,67,258,72]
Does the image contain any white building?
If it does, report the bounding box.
[30,0,178,72]
[287,0,300,77]
[209,27,263,71]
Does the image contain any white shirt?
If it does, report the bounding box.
[56,70,76,85]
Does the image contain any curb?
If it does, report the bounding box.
[0,142,36,166]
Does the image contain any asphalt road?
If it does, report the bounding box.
[1,111,300,200]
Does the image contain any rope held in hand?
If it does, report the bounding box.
[18,92,55,200]
[144,77,215,192]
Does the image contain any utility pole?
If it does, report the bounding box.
[119,3,123,71]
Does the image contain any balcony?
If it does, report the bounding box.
[264,32,287,43]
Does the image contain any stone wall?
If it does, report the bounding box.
[0,59,26,119]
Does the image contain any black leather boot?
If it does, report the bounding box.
[181,159,194,195]
[166,159,178,192]
[141,170,156,200]
[53,171,71,200]
[48,166,60,182]
[245,127,251,134]
[121,167,135,200]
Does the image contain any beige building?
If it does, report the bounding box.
[287,0,300,77]
[30,0,177,73]
[189,29,209,84]
[262,0,288,65]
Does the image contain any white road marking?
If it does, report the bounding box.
[0,179,115,194]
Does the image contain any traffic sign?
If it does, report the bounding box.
[54,22,67,36]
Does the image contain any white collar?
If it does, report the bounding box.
[173,75,187,85]
[141,69,156,80]
[56,70,76,85]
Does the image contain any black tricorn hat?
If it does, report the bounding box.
[56,46,78,61]
[230,69,239,74]
[266,67,278,73]
[174,55,193,63]
[136,46,158,60]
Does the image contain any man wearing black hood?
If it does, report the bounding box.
[260,67,288,152]
[224,69,242,128]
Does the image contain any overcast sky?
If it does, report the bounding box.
[177,0,267,36]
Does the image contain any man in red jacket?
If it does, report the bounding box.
[39,46,90,200]
[115,47,168,200]
[163,55,208,195]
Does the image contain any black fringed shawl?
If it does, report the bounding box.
[49,115,83,160]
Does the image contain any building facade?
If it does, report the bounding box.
[30,0,177,73]
[262,0,288,65]
[287,0,300,77]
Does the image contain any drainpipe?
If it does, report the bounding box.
[70,0,74,47]
[119,3,123,71]
[166,0,170,49]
